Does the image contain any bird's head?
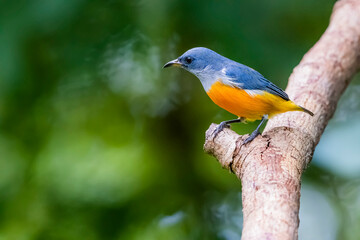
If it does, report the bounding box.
[164,47,232,91]
[163,47,224,75]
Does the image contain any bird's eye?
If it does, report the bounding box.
[185,57,192,64]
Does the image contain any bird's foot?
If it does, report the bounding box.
[243,129,261,145]
[212,121,231,138]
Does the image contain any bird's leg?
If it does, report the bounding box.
[213,117,246,137]
[243,115,268,144]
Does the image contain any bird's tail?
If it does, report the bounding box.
[298,105,314,116]
[278,99,314,116]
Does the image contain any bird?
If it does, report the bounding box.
[163,47,313,144]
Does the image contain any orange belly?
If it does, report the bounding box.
[206,81,302,121]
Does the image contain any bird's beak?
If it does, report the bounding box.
[163,59,182,68]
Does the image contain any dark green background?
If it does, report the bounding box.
[1,0,359,239]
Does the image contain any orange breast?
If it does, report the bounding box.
[206,81,301,121]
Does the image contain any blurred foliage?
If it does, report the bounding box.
[0,0,359,239]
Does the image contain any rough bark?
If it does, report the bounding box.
[203,1,360,239]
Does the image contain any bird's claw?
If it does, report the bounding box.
[212,121,231,138]
[242,130,260,145]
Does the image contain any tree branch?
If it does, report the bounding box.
[203,1,360,239]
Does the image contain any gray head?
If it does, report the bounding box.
[163,47,226,73]
[164,47,231,90]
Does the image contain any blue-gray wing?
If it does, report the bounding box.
[225,63,289,101]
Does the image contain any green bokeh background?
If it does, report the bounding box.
[1,0,360,239]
